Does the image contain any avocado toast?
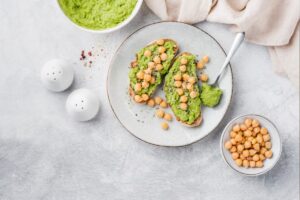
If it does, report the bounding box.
[129,39,178,103]
[164,52,202,127]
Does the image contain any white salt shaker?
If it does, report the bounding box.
[66,88,100,121]
[41,59,74,92]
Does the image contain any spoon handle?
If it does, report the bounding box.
[214,32,245,85]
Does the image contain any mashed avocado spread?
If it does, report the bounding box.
[200,83,223,107]
[58,0,138,30]
[164,55,201,125]
[129,41,176,96]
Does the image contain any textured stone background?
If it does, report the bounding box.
[0,1,299,200]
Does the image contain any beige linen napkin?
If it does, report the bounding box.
[145,0,299,88]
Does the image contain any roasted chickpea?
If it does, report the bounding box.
[248,127,254,131]
[180,103,187,111]
[158,46,166,53]
[249,149,257,156]
[136,71,144,80]
[141,94,149,101]
[147,99,155,107]
[235,159,242,166]
[202,55,209,63]
[245,118,252,127]
[182,73,189,81]
[188,77,196,84]
[180,95,188,103]
[260,127,268,135]
[251,138,257,145]
[154,97,162,105]
[134,95,142,103]
[256,161,264,168]
[186,83,193,91]
[160,101,168,108]
[144,50,152,57]
[148,62,155,69]
[233,124,240,132]
[265,142,272,149]
[144,74,152,82]
[155,64,163,71]
[160,53,168,61]
[161,122,169,130]
[242,150,249,157]
[174,73,182,81]
[230,146,237,153]
[232,152,239,160]
[176,88,184,96]
[254,127,261,134]
[263,134,270,142]
[265,150,273,158]
[235,134,243,143]
[260,147,267,155]
[199,74,208,82]
[142,81,149,89]
[225,141,232,149]
[174,81,182,88]
[244,141,251,149]
[164,113,173,121]
[259,154,266,161]
[237,144,244,153]
[244,130,252,137]
[253,143,260,151]
[180,58,188,65]
[253,154,260,162]
[249,160,256,168]
[181,82,187,90]
[252,119,260,127]
[144,68,152,74]
[180,65,187,72]
[230,131,237,138]
[243,160,249,168]
[134,83,142,92]
[156,39,164,45]
[156,109,164,118]
[240,124,247,131]
[230,138,237,146]
[153,56,161,64]
[197,60,205,69]
[256,134,263,144]
[190,91,198,99]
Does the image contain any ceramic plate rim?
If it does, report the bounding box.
[106,21,233,147]
[220,114,282,176]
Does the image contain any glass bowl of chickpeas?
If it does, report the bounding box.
[220,114,282,176]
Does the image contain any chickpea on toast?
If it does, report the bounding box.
[164,52,202,127]
[129,39,178,103]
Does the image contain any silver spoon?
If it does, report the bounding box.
[212,32,245,87]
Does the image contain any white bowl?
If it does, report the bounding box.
[220,114,282,176]
[56,0,143,34]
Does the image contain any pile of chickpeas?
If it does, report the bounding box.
[224,118,273,168]
[133,39,169,103]
[197,56,209,82]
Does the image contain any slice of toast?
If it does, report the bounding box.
[128,39,179,103]
[164,52,202,127]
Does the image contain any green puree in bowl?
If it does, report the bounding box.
[58,0,138,30]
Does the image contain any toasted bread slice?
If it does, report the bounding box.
[128,39,179,103]
[164,52,202,127]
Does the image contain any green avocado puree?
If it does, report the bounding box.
[164,55,201,125]
[200,83,223,107]
[58,0,137,30]
[129,41,176,96]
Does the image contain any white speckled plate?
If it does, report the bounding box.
[107,22,233,146]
